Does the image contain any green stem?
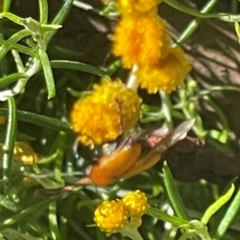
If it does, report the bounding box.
[126,65,139,91]
[164,0,240,22]
[121,224,144,240]
[159,90,173,129]
[176,0,219,45]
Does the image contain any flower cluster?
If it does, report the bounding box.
[71,78,141,147]
[0,141,40,187]
[112,0,192,93]
[94,190,149,235]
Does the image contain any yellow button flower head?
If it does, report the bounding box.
[138,47,192,93]
[117,0,162,16]
[22,177,38,187]
[122,190,149,217]
[94,200,128,234]
[0,142,39,164]
[13,142,39,164]
[71,79,141,147]
[112,14,171,68]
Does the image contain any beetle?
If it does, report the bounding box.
[76,119,195,186]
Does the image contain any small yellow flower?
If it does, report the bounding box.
[117,0,162,16]
[122,190,149,217]
[71,79,141,147]
[13,142,39,164]
[0,142,39,164]
[112,14,171,68]
[138,47,192,93]
[22,177,38,187]
[94,200,128,234]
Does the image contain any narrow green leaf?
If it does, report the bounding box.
[176,0,218,45]
[162,161,189,220]
[0,12,24,25]
[35,178,64,189]
[163,0,229,20]
[0,29,31,61]
[45,0,74,43]
[214,188,240,239]
[0,73,28,89]
[0,108,72,133]
[146,207,188,226]
[38,0,48,24]
[0,40,38,58]
[54,132,67,185]
[49,201,61,240]
[0,194,19,212]
[1,228,42,240]
[235,21,240,44]
[41,24,62,31]
[38,49,56,99]
[3,0,12,11]
[2,97,17,192]
[1,197,58,227]
[68,219,94,240]
[50,60,106,76]
[201,184,235,225]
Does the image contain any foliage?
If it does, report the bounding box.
[0,0,240,239]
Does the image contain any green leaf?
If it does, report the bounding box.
[1,197,58,227]
[163,0,229,20]
[3,0,12,11]
[201,184,235,225]
[45,0,74,44]
[0,108,72,133]
[146,207,188,226]
[38,0,48,24]
[162,161,189,220]
[0,29,31,61]
[0,73,28,89]
[0,12,24,25]
[0,194,19,212]
[235,21,240,44]
[38,49,56,99]
[35,178,64,189]
[50,60,106,76]
[53,132,67,185]
[2,97,17,192]
[49,202,61,240]
[213,186,240,239]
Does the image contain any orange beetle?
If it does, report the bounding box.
[78,119,195,186]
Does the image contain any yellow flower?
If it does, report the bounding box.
[117,0,162,16]
[13,142,39,164]
[94,200,128,234]
[122,190,149,217]
[112,14,171,69]
[71,79,141,147]
[94,190,149,239]
[138,47,192,93]
[0,142,39,164]
[22,177,38,187]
